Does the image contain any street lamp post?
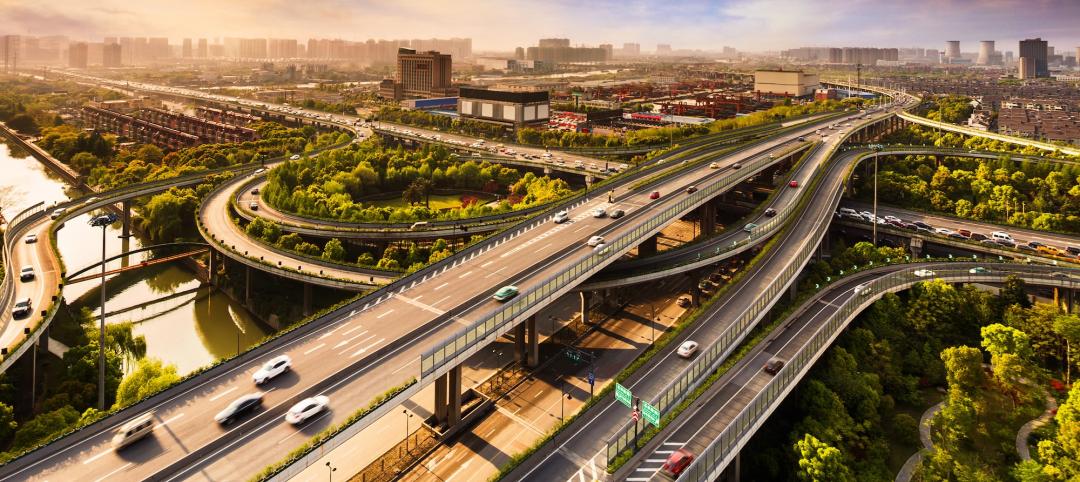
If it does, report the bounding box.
[89,212,118,410]
[403,409,414,452]
[325,461,337,482]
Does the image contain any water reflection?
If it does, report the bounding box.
[2,138,267,374]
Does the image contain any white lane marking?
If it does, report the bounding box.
[480,261,494,268]
[662,441,684,445]
[155,413,185,429]
[303,343,326,355]
[445,459,472,482]
[393,294,446,316]
[435,282,449,290]
[332,330,370,349]
[317,328,338,340]
[413,295,423,301]
[82,447,114,465]
[627,479,651,481]
[208,386,238,402]
[376,309,394,319]
[458,271,473,279]
[484,267,506,279]
[635,468,659,472]
[93,462,133,482]
[655,450,674,454]
[538,243,553,251]
[433,295,451,306]
[646,459,667,463]
[350,338,386,358]
[340,324,365,336]
[391,361,415,375]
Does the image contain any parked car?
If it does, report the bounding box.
[285,395,330,425]
[676,341,699,358]
[587,236,605,247]
[553,211,570,224]
[254,168,266,175]
[764,357,786,375]
[252,355,292,385]
[493,285,519,301]
[610,209,625,219]
[649,191,661,200]
[215,392,264,425]
[660,448,695,477]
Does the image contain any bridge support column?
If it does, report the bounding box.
[303,284,312,317]
[580,291,591,326]
[526,316,539,368]
[514,322,527,365]
[120,200,132,238]
[433,365,463,428]
[638,234,659,257]
[790,279,798,303]
[434,371,448,424]
[245,266,252,307]
[700,203,717,237]
[909,237,923,259]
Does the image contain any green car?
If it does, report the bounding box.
[743,223,758,233]
[493,285,519,301]
[969,267,990,274]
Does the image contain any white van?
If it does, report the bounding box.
[410,221,429,231]
[991,231,1013,242]
[112,412,155,449]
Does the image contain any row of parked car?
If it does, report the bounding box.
[837,208,1080,259]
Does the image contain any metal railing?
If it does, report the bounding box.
[420,138,806,378]
[676,264,1078,482]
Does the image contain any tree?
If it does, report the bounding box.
[114,358,180,408]
[1053,314,1080,385]
[991,353,1026,404]
[794,433,853,482]
[69,152,101,174]
[322,238,345,262]
[11,406,79,451]
[0,402,15,442]
[940,346,984,395]
[981,323,1033,360]
[7,113,39,135]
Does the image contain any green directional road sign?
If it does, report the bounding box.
[615,383,633,409]
[641,400,661,427]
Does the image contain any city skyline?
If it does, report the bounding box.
[2,0,1079,53]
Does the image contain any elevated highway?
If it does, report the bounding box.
[0,99,876,482]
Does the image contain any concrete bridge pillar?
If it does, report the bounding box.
[302,284,312,317]
[579,291,592,326]
[638,234,660,257]
[909,237,923,259]
[514,322,527,365]
[433,365,463,427]
[526,315,539,368]
[700,203,717,237]
[245,266,253,307]
[120,200,132,238]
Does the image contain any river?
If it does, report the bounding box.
[1,138,267,374]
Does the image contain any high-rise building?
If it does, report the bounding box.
[394,48,453,99]
[1018,57,1035,79]
[68,42,88,68]
[944,40,961,62]
[599,44,613,60]
[539,38,570,48]
[148,37,170,60]
[1019,38,1049,77]
[514,47,525,60]
[102,42,121,67]
[182,38,192,58]
[197,38,208,58]
[268,38,298,58]
[622,43,640,56]
[656,44,672,55]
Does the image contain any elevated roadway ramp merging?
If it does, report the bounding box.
[633,262,1079,481]
[0,105,869,482]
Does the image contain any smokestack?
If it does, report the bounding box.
[945,40,961,63]
[977,40,995,65]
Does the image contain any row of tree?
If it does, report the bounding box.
[853,148,1080,233]
[374,106,510,140]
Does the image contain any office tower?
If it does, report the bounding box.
[1019,38,1049,77]
[539,38,570,48]
[197,38,208,58]
[622,43,641,56]
[514,47,525,60]
[395,48,453,98]
[182,38,192,58]
[656,44,672,55]
[68,42,88,68]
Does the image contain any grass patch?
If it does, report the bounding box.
[366,193,494,210]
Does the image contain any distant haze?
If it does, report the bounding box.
[2,0,1079,52]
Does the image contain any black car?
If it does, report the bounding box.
[11,298,32,318]
[676,297,691,308]
[970,233,989,241]
[1017,244,1036,252]
[995,239,1017,248]
[1028,241,1046,249]
[731,163,742,170]
[764,208,777,217]
[215,392,264,425]
[948,233,966,239]
[610,209,625,219]
[912,221,933,230]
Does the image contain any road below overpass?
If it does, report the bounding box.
[2,102,868,482]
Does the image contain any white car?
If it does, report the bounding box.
[285,395,329,424]
[289,154,300,160]
[592,208,606,218]
[553,211,569,224]
[24,234,37,244]
[884,215,901,224]
[587,236,604,247]
[913,269,936,278]
[934,228,954,236]
[677,340,699,358]
[252,355,291,385]
[853,283,872,296]
[593,242,608,252]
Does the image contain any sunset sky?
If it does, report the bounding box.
[1,0,1078,52]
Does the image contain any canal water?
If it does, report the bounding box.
[1,138,267,374]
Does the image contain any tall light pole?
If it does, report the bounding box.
[869,145,883,247]
[403,409,414,452]
[89,212,119,410]
[325,461,337,482]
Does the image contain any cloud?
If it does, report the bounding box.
[0,0,1076,52]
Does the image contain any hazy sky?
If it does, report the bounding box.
[2,0,1078,53]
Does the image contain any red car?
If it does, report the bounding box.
[788,180,799,188]
[649,191,661,200]
[661,448,695,477]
